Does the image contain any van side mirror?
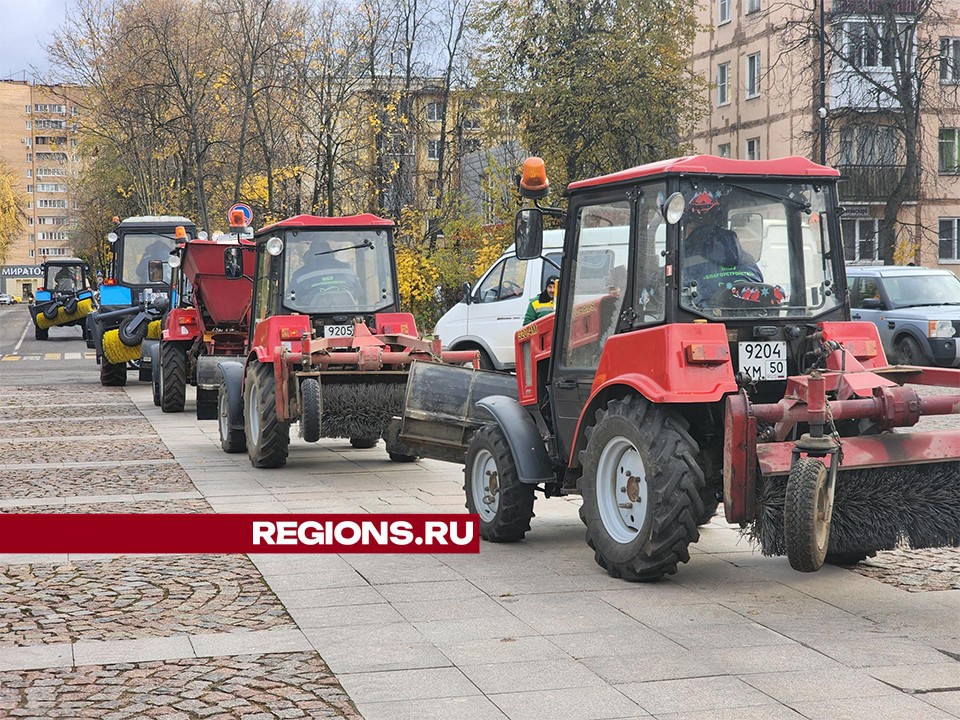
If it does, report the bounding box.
[147,260,164,282]
[462,281,473,305]
[515,208,543,261]
[224,246,244,280]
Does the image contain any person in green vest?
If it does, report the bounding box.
[523,275,558,325]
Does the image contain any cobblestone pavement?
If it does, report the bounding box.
[0,652,360,719]
[855,547,960,592]
[0,463,195,500]
[0,555,295,646]
[0,364,361,719]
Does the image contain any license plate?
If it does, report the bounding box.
[324,324,354,338]
[738,341,787,381]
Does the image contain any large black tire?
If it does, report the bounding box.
[784,458,831,572]
[159,341,187,413]
[464,424,536,542]
[696,493,721,527]
[244,362,289,468]
[350,436,378,449]
[895,335,926,366]
[301,377,321,443]
[477,348,496,371]
[63,297,78,315]
[151,353,161,406]
[34,325,48,341]
[42,303,60,320]
[219,381,246,453]
[100,360,127,387]
[579,396,704,582]
[196,388,218,420]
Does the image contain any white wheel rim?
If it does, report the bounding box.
[471,449,499,522]
[246,381,260,445]
[596,435,647,544]
[219,389,230,441]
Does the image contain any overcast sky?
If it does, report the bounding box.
[0,0,71,81]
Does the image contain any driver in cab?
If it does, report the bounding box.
[289,239,362,303]
[682,190,762,306]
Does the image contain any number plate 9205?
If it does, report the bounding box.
[737,341,787,381]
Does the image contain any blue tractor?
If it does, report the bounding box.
[30,258,96,341]
[88,215,197,386]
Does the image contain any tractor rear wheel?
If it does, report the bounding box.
[159,341,187,413]
[244,362,289,468]
[464,424,535,542]
[151,353,161,406]
[301,378,321,443]
[784,458,832,572]
[579,396,704,582]
[350,436,378,449]
[100,360,127,387]
[34,325,48,341]
[219,380,246,453]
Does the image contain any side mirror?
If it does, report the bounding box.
[462,281,473,305]
[147,259,164,282]
[861,297,883,310]
[224,246,244,280]
[515,208,543,261]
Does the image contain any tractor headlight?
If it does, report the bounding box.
[107,232,118,244]
[266,236,284,256]
[663,192,686,225]
[197,230,209,240]
[928,320,956,338]
[168,253,181,269]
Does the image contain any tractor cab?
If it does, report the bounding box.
[249,214,402,338]
[30,258,96,341]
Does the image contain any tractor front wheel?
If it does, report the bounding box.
[464,424,535,542]
[244,362,289,468]
[301,378,321,443]
[219,381,246,453]
[159,341,187,413]
[784,458,832,572]
[151,352,161,406]
[100,360,127,387]
[34,325,48,341]
[350,437,378,449]
[579,396,704,582]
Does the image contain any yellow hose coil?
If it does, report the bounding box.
[35,298,95,329]
[102,329,142,364]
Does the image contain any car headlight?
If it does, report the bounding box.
[928,320,956,338]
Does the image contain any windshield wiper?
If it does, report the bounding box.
[315,239,373,255]
[722,182,812,213]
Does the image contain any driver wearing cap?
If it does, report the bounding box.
[682,190,762,305]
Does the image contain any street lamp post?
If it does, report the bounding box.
[818,0,828,165]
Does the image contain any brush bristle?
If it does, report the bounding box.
[319,382,407,439]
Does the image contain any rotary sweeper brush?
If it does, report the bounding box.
[215,213,478,468]
[389,154,960,580]
[30,259,97,341]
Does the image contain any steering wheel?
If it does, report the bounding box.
[500,280,522,298]
[710,281,785,309]
[291,269,360,307]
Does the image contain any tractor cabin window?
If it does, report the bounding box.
[560,198,631,371]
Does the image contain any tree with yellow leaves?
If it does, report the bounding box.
[0,163,25,264]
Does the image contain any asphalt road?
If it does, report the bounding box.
[0,305,101,387]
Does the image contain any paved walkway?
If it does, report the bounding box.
[139,385,960,719]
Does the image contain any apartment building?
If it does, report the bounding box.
[688,0,960,275]
[0,80,82,296]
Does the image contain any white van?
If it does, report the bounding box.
[434,230,564,370]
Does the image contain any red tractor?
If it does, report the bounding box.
[216,214,478,467]
[395,156,960,579]
[150,219,256,418]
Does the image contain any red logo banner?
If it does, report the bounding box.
[0,514,480,554]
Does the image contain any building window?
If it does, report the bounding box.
[942,38,960,83]
[25,105,30,114]
[26,169,32,178]
[26,153,32,162]
[746,137,761,160]
[746,0,760,13]
[427,139,440,160]
[718,143,731,157]
[462,138,482,154]
[718,0,730,24]
[37,199,68,209]
[28,249,34,258]
[26,185,33,193]
[939,128,960,173]
[746,53,761,98]
[462,116,481,131]
[839,125,898,165]
[27,217,33,225]
[36,183,67,193]
[940,218,960,261]
[842,218,880,263]
[38,247,68,257]
[844,22,895,69]
[426,102,441,121]
[717,62,730,105]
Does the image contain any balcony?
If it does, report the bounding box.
[837,164,917,203]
